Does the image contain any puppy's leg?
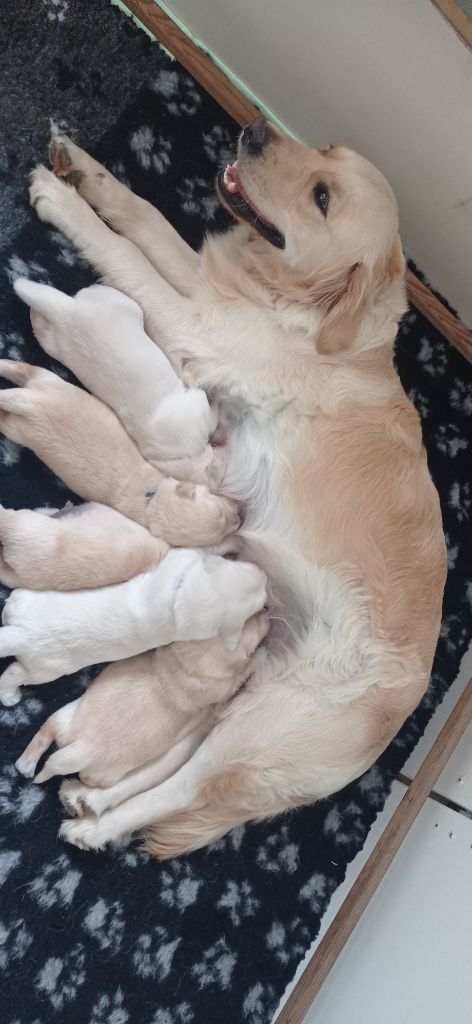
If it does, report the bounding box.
[30,167,195,358]
[15,717,56,778]
[49,135,200,296]
[0,359,163,525]
[33,742,87,785]
[0,660,29,706]
[60,722,210,818]
[0,503,167,590]
[15,698,81,778]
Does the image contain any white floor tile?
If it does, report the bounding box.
[273,780,406,1021]
[302,798,472,1024]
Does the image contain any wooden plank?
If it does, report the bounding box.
[431,0,472,51]
[406,269,472,363]
[275,675,472,1024]
[122,0,259,125]
[123,0,472,362]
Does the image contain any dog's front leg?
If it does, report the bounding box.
[49,135,200,298]
[30,167,197,366]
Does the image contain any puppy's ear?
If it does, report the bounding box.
[315,262,369,355]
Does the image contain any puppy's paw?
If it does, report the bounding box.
[149,478,240,547]
[59,816,113,851]
[60,779,92,818]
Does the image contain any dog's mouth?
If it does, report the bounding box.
[217,162,285,250]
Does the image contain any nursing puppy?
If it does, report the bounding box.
[0,359,238,548]
[0,502,168,591]
[16,611,268,797]
[21,126,446,855]
[14,279,215,482]
[0,547,267,704]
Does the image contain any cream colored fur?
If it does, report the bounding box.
[16,611,268,794]
[10,128,445,854]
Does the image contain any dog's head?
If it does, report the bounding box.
[217,119,405,352]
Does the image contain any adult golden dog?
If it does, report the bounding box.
[10,120,446,854]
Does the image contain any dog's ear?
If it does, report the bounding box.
[315,262,370,355]
[375,236,406,295]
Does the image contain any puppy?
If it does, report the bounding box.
[0,359,238,547]
[16,612,268,793]
[14,279,215,482]
[0,548,267,703]
[0,502,167,590]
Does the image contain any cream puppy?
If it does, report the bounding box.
[0,502,168,590]
[14,278,215,482]
[16,611,268,790]
[0,548,267,704]
[0,360,238,547]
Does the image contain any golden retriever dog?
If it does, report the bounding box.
[5,121,446,853]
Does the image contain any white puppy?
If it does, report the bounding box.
[0,502,168,590]
[0,549,267,704]
[14,278,214,482]
[15,612,268,791]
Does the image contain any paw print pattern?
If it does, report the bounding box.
[217,879,260,926]
[0,765,45,821]
[176,177,219,221]
[192,937,237,990]
[42,0,70,23]
[203,125,235,166]
[256,826,299,874]
[133,927,180,981]
[0,915,33,972]
[299,871,337,914]
[159,861,201,910]
[129,127,173,174]
[83,898,125,953]
[89,987,129,1024]
[36,944,86,1011]
[151,70,202,116]
[29,853,82,909]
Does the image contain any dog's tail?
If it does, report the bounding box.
[143,762,270,859]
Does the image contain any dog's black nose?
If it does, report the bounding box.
[241,116,268,156]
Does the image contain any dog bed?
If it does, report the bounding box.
[1,3,471,1022]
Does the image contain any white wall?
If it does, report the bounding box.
[164,0,472,325]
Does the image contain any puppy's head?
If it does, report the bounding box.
[217,119,405,351]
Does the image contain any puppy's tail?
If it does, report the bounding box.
[142,762,270,859]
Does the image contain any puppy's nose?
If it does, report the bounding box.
[241,116,268,156]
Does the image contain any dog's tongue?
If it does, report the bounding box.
[223,161,240,193]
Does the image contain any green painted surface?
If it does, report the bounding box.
[112,0,299,138]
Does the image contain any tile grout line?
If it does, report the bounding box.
[397,771,472,821]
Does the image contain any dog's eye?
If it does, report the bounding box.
[313,183,330,217]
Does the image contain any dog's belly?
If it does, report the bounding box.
[216,408,316,648]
